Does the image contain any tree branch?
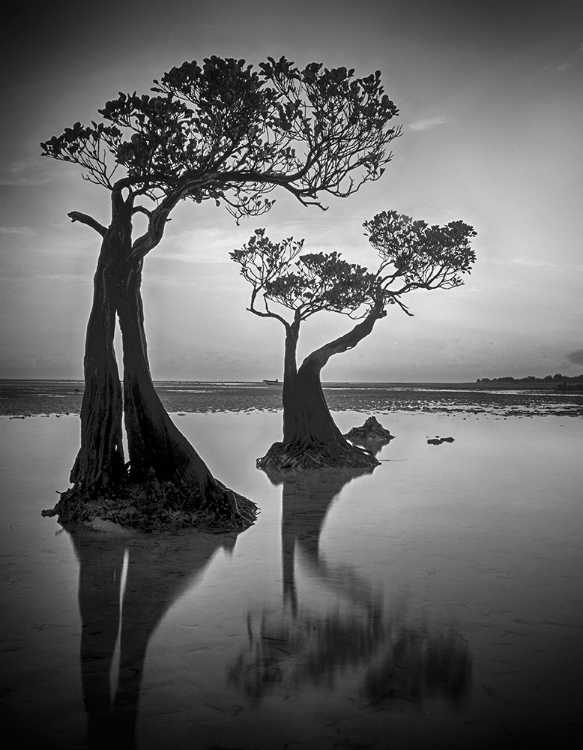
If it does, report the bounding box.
[67,211,108,237]
[302,304,387,371]
[247,289,290,329]
[132,205,152,218]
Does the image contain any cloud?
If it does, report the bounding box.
[0,176,51,186]
[0,163,52,186]
[511,256,560,269]
[0,226,34,235]
[408,116,448,132]
[510,256,583,273]
[0,352,80,378]
[0,272,90,287]
[549,41,583,73]
[566,349,583,365]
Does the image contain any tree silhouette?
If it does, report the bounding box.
[40,56,400,529]
[231,212,476,469]
[231,229,383,468]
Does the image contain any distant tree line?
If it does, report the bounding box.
[476,374,583,384]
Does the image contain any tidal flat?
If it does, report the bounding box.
[1,384,582,749]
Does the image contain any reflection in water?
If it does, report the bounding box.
[271,466,379,614]
[65,463,471,748]
[363,623,470,709]
[230,607,384,703]
[347,434,395,456]
[230,468,471,711]
[68,525,236,749]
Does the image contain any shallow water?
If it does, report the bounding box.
[1,410,582,749]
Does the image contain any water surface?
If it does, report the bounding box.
[1,410,582,748]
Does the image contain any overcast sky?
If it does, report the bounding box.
[1,0,582,382]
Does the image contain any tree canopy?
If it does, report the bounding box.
[41,56,400,239]
[230,228,380,328]
[363,210,477,315]
[231,210,477,330]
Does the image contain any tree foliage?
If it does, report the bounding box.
[363,211,476,314]
[41,56,400,226]
[232,209,476,328]
[230,228,379,326]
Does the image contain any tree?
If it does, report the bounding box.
[232,212,476,470]
[40,57,400,530]
[231,230,385,468]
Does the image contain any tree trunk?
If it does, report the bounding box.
[46,198,257,531]
[294,358,346,445]
[258,306,386,470]
[117,261,239,516]
[281,323,303,444]
[281,321,342,447]
[296,306,386,444]
[70,203,131,490]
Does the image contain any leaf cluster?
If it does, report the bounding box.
[233,210,477,328]
[231,229,378,323]
[269,252,378,317]
[41,56,400,220]
[40,121,123,187]
[364,211,477,295]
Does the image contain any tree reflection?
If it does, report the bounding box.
[363,623,471,709]
[68,524,236,749]
[229,467,471,711]
[271,466,379,613]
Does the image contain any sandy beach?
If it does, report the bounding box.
[1,386,582,749]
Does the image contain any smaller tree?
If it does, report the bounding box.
[232,212,476,470]
[231,230,382,468]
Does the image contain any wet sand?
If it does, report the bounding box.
[1,379,582,418]
[1,394,582,748]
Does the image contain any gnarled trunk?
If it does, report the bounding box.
[281,322,343,447]
[258,307,386,470]
[281,323,303,443]
[70,200,132,489]
[45,200,256,531]
[118,260,214,488]
[117,260,252,523]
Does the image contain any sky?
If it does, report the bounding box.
[1,0,582,382]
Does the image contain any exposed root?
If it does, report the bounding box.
[42,476,258,533]
[257,439,380,471]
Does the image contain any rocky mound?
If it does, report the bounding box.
[344,416,394,444]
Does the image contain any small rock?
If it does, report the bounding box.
[427,436,455,445]
[344,416,394,443]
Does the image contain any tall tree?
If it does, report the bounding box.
[232,213,476,470]
[40,57,400,530]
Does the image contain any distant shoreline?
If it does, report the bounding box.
[0,378,576,391]
[1,379,582,418]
